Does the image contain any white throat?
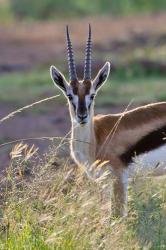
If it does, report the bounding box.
[70,117,96,173]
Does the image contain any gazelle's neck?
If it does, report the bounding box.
[70,113,96,172]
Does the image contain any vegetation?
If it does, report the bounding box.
[0,142,166,249]
[7,0,166,19]
[0,0,13,23]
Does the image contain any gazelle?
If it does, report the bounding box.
[50,25,166,217]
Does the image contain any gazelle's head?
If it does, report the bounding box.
[50,25,110,125]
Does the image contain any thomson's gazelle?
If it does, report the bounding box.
[50,25,166,216]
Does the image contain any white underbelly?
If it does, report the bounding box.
[128,144,166,176]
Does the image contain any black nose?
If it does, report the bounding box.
[78,114,88,120]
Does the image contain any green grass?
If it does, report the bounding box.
[0,70,57,106]
[0,144,166,249]
[1,0,166,22]
[9,0,166,20]
[0,69,166,106]
[99,76,166,105]
[0,1,13,23]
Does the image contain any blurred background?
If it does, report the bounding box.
[0,0,166,167]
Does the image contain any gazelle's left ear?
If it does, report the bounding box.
[93,62,110,91]
[50,65,69,94]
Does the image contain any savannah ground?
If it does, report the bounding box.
[0,2,166,249]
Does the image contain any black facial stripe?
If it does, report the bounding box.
[120,125,166,165]
[67,94,73,101]
[72,102,76,113]
[88,101,92,110]
[78,99,87,115]
[88,104,91,110]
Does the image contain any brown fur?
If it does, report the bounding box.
[94,102,166,170]
[70,80,91,96]
[68,77,166,217]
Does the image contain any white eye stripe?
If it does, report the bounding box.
[73,95,78,104]
[68,92,94,111]
[66,90,78,102]
[85,95,92,109]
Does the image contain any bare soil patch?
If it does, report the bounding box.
[0,14,166,73]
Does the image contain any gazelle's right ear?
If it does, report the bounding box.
[93,62,110,92]
[50,65,69,93]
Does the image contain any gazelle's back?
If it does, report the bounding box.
[94,102,166,169]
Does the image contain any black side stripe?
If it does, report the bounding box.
[120,125,166,165]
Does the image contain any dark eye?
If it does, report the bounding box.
[90,94,95,100]
[67,94,73,101]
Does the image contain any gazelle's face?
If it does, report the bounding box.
[50,62,110,125]
[66,80,95,124]
[50,25,110,125]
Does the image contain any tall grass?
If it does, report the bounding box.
[0,141,166,249]
[0,95,166,249]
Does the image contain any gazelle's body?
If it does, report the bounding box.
[50,25,166,216]
[70,102,166,216]
[71,102,166,172]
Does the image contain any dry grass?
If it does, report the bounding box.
[0,140,166,249]
[0,95,166,249]
[0,95,60,124]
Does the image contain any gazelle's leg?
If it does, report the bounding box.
[111,169,128,217]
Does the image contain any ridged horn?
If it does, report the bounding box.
[66,25,78,81]
[84,24,92,80]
